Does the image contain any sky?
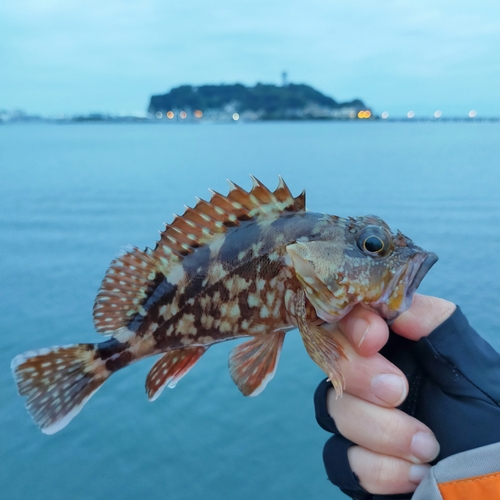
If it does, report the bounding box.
[1,0,500,117]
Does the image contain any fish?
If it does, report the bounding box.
[11,177,437,434]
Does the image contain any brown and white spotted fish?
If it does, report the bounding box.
[12,177,437,434]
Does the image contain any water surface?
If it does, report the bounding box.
[1,121,499,500]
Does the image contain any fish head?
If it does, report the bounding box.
[286,215,437,323]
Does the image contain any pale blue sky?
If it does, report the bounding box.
[2,0,500,116]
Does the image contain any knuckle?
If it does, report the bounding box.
[351,449,414,495]
[371,456,399,487]
[377,412,403,447]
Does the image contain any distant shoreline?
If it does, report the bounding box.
[4,82,497,124]
[1,115,499,124]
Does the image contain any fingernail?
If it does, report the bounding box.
[411,432,440,462]
[347,317,370,348]
[371,374,407,405]
[409,464,430,484]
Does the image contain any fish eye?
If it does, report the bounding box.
[356,226,391,257]
[364,236,384,253]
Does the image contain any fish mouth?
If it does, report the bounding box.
[405,252,438,301]
[374,252,438,322]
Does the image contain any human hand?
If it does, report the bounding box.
[315,294,456,496]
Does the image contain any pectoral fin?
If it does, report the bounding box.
[292,289,346,396]
[146,347,206,401]
[229,333,286,397]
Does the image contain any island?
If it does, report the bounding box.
[148,83,371,121]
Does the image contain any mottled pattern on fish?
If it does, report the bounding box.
[11,177,437,434]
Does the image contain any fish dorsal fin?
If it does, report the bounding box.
[226,175,305,217]
[154,175,305,261]
[93,177,304,335]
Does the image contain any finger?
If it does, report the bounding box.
[323,325,408,406]
[328,393,440,463]
[338,305,390,357]
[348,446,431,495]
[344,358,408,407]
[392,294,456,340]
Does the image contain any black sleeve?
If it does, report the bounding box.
[399,306,500,460]
[315,306,500,500]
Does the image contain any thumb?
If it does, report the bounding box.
[391,294,456,341]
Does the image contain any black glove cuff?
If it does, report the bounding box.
[314,378,340,433]
[323,434,373,500]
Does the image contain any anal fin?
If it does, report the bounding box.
[146,347,206,401]
[229,333,285,397]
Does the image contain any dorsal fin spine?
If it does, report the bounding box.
[295,190,306,211]
[183,206,213,225]
[249,194,263,208]
[212,191,251,219]
[250,175,260,189]
[170,225,184,235]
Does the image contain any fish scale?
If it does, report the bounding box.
[11,176,437,434]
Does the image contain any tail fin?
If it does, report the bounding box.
[11,344,109,434]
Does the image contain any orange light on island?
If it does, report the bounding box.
[166,111,174,119]
[357,110,372,119]
[194,110,203,118]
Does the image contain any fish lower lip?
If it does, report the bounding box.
[407,252,438,297]
[382,252,438,323]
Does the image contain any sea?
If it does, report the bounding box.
[1,120,499,500]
